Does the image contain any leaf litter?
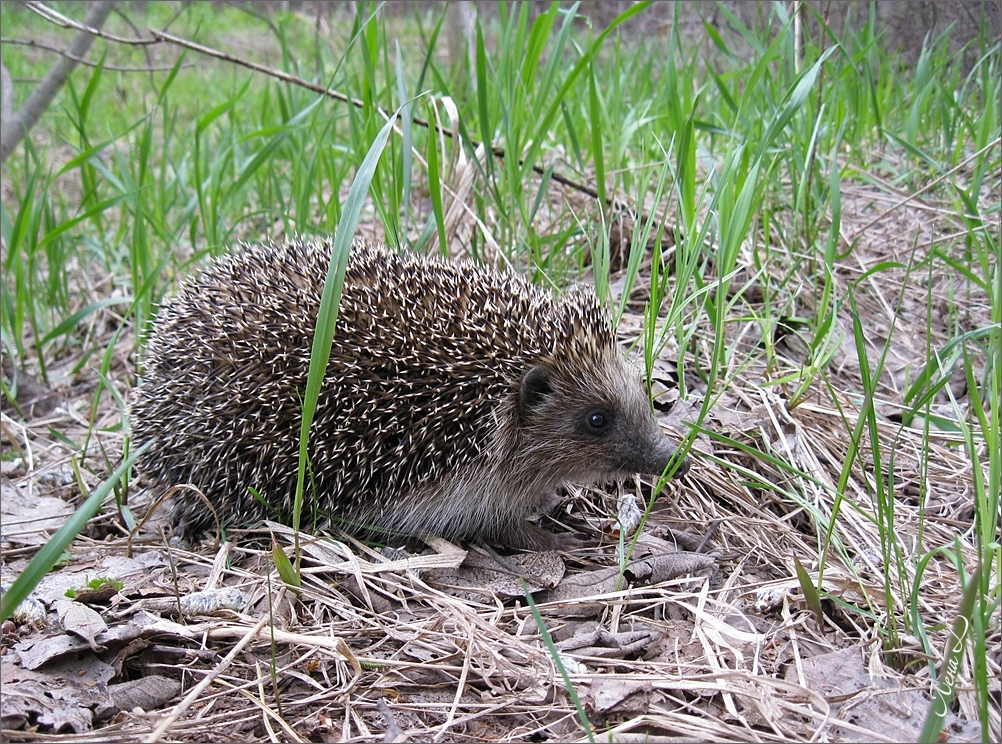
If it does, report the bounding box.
[1,158,998,742]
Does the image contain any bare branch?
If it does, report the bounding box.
[0,1,117,164]
[3,6,614,214]
[149,28,365,110]
[149,28,608,208]
[25,1,155,45]
[1,38,187,72]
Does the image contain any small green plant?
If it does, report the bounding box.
[0,443,149,623]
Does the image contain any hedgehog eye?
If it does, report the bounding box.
[586,411,609,431]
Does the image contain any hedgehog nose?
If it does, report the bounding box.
[669,452,690,479]
[630,436,689,479]
[658,438,690,479]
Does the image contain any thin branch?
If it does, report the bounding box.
[25,1,156,45]
[1,38,188,72]
[8,6,618,214]
[148,28,368,115]
[148,28,610,209]
[0,1,117,163]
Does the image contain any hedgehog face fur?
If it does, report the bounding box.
[129,237,689,549]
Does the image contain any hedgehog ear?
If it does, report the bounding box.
[519,365,552,420]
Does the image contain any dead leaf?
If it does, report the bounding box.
[425,550,565,601]
[542,567,623,617]
[0,481,75,547]
[625,552,716,584]
[557,624,659,660]
[0,655,114,733]
[3,551,167,611]
[785,644,980,742]
[656,395,700,439]
[70,579,122,605]
[55,600,108,653]
[15,611,194,670]
[106,675,181,716]
[587,676,653,715]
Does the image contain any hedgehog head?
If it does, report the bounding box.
[506,286,689,489]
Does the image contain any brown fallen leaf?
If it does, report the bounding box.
[425,549,565,601]
[541,566,623,618]
[55,599,107,653]
[784,643,981,743]
[587,676,653,715]
[543,550,716,618]
[15,611,194,670]
[625,552,716,584]
[0,481,75,547]
[0,654,114,734]
[557,624,659,660]
[106,675,182,718]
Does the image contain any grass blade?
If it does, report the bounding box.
[292,108,401,571]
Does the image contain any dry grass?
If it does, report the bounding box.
[2,158,996,743]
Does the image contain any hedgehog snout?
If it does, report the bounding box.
[659,437,691,479]
[619,430,690,479]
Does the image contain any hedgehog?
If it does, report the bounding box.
[129,236,689,550]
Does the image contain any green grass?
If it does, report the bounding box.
[1,1,999,740]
